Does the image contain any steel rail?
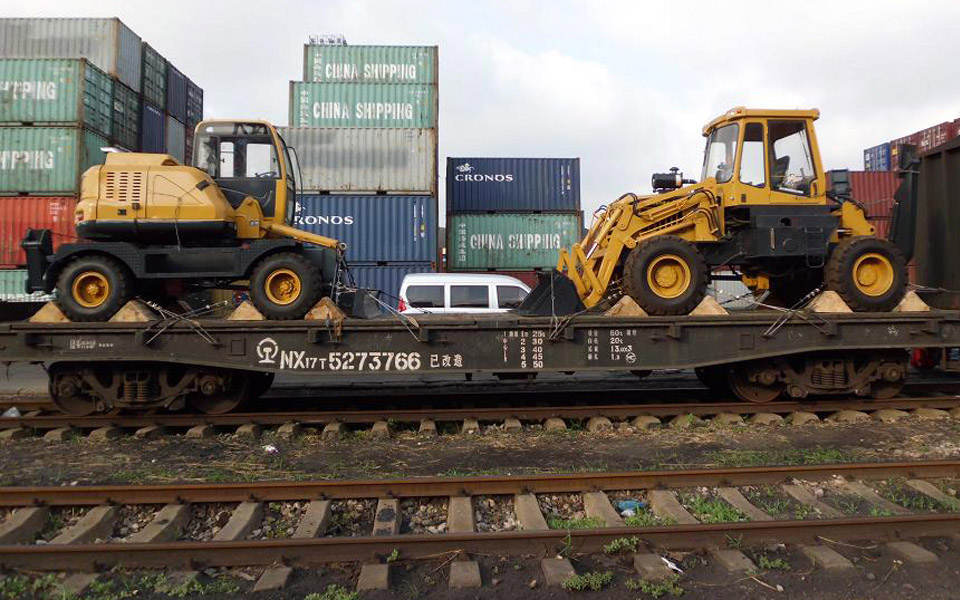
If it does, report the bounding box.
[1,461,957,507]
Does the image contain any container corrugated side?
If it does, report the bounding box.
[914,136,960,290]
[140,104,164,153]
[0,58,113,137]
[111,82,139,150]
[186,78,203,125]
[0,126,107,194]
[345,262,434,302]
[302,45,438,84]
[446,157,581,212]
[279,127,437,193]
[863,142,891,171]
[294,195,437,262]
[0,18,142,92]
[289,82,437,128]
[0,269,52,302]
[165,116,185,163]
[0,196,76,267]
[140,43,166,110]
[707,273,755,311]
[447,213,583,271]
[891,121,960,165]
[166,63,187,122]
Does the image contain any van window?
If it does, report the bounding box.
[451,285,489,308]
[497,286,527,309]
[406,285,443,308]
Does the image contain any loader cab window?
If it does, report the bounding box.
[702,124,739,183]
[768,121,816,195]
[195,122,282,217]
[277,134,298,224]
[738,123,766,188]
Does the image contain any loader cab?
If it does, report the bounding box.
[701,108,827,208]
[193,120,296,224]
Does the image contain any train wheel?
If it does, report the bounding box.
[728,364,783,403]
[869,360,907,399]
[56,255,133,321]
[190,372,252,415]
[825,237,906,312]
[695,366,731,395]
[49,366,99,416]
[249,252,322,320]
[622,236,708,316]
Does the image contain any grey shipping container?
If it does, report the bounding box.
[303,45,438,84]
[166,63,187,122]
[447,213,582,271]
[289,81,437,128]
[446,157,581,213]
[141,43,166,110]
[864,142,891,171]
[0,58,113,137]
[165,116,185,163]
[0,18,142,92]
[0,126,107,194]
[186,78,203,126]
[140,103,164,153]
[279,127,437,194]
[111,82,139,150]
[294,195,437,262]
[344,262,434,302]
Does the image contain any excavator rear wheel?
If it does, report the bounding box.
[825,237,906,312]
[622,236,708,316]
[250,252,323,320]
[55,255,133,321]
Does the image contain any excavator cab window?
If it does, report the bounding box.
[702,124,739,183]
[768,120,816,196]
[195,122,283,216]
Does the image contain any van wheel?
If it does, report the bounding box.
[249,252,322,320]
[56,255,133,321]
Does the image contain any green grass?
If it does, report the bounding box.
[756,554,791,571]
[304,585,359,600]
[623,510,677,528]
[0,574,69,600]
[705,447,852,468]
[561,571,613,591]
[834,495,865,515]
[624,574,683,597]
[869,506,895,517]
[547,515,606,530]
[603,536,641,554]
[881,479,952,512]
[680,493,747,523]
[744,485,795,517]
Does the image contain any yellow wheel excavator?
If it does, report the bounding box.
[538,107,908,316]
[22,120,345,321]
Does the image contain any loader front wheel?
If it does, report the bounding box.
[825,237,906,312]
[250,252,323,320]
[623,236,708,315]
[56,255,133,321]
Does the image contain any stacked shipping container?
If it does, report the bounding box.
[863,118,960,171]
[445,157,582,282]
[284,43,439,301]
[0,17,203,302]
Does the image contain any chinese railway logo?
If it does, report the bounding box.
[257,337,279,364]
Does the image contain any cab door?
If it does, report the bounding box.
[730,120,770,206]
[766,119,824,205]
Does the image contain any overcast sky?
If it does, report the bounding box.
[15,0,960,216]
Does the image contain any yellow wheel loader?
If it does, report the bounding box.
[547,107,908,316]
[22,120,344,321]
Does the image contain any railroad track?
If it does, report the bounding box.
[0,461,958,594]
[1,394,959,441]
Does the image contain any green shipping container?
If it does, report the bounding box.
[141,43,166,110]
[112,82,140,151]
[0,269,51,302]
[447,213,583,271]
[289,82,437,128]
[0,58,113,137]
[302,45,438,84]
[0,126,108,194]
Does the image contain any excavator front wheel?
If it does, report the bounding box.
[56,255,133,321]
[825,237,906,311]
[623,236,708,315]
[250,252,322,320]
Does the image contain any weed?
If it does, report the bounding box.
[625,574,683,597]
[546,515,605,530]
[304,584,359,600]
[869,506,895,517]
[794,504,813,520]
[706,447,851,468]
[603,536,641,554]
[680,493,747,523]
[744,485,794,517]
[0,574,69,600]
[757,554,791,571]
[161,575,241,597]
[881,479,949,512]
[387,548,400,563]
[624,511,676,528]
[725,533,744,549]
[835,495,865,515]
[561,571,613,591]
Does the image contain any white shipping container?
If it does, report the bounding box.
[0,18,142,92]
[165,116,185,163]
[279,127,436,194]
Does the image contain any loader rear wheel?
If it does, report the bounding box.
[56,255,133,321]
[825,237,906,312]
[250,252,322,320]
[622,236,708,315]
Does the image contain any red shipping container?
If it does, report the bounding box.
[0,197,77,267]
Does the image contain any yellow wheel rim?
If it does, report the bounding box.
[264,268,301,305]
[646,254,692,299]
[71,271,110,308]
[853,253,894,297]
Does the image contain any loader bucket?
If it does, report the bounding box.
[516,270,585,316]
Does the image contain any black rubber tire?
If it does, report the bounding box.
[622,235,708,316]
[55,255,133,321]
[249,252,322,320]
[825,237,906,312]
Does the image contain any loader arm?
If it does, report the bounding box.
[263,222,342,250]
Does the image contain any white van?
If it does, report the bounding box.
[398,273,531,314]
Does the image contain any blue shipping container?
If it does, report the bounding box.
[863,142,892,171]
[294,195,437,263]
[344,262,434,303]
[446,157,581,213]
[140,103,164,153]
[166,63,187,123]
